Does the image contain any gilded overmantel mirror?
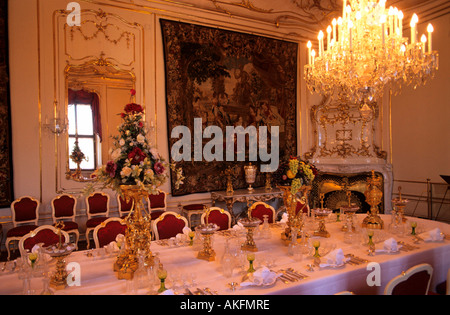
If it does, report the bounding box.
[65,56,136,182]
[51,7,145,191]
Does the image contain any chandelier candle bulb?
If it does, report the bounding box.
[327,26,332,51]
[311,49,316,66]
[307,41,312,65]
[318,31,324,56]
[332,18,337,43]
[398,11,403,38]
[427,24,433,52]
[421,35,427,55]
[338,17,343,44]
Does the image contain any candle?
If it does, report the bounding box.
[348,20,353,50]
[381,14,387,46]
[307,41,312,65]
[318,31,324,56]
[332,18,337,43]
[343,0,347,19]
[410,14,418,45]
[421,34,427,55]
[398,10,404,38]
[388,6,395,36]
[327,26,332,51]
[427,24,434,52]
[311,49,316,66]
[338,17,343,44]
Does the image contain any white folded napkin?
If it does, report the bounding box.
[420,228,444,242]
[232,222,245,232]
[376,237,401,253]
[279,213,289,224]
[182,226,192,236]
[319,248,348,267]
[240,267,280,287]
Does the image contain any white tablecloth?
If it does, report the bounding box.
[0,215,449,295]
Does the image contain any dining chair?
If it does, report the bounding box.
[93,217,127,249]
[295,197,310,216]
[147,190,167,220]
[180,203,207,228]
[51,194,79,249]
[18,225,70,254]
[384,263,434,295]
[152,211,189,240]
[248,202,276,224]
[201,207,232,231]
[6,196,40,260]
[85,192,110,249]
[117,194,134,218]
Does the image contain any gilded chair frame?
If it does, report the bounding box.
[85,191,110,249]
[6,196,40,260]
[152,211,189,241]
[248,201,276,223]
[384,263,433,295]
[51,194,79,249]
[18,225,70,255]
[200,207,232,230]
[93,217,127,249]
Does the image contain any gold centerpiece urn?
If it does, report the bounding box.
[244,163,257,191]
[392,186,409,223]
[239,217,262,252]
[312,194,332,238]
[196,223,219,261]
[362,171,384,229]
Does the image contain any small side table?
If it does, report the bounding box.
[179,204,207,229]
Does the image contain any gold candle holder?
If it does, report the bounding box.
[392,186,409,223]
[313,208,332,238]
[196,223,219,261]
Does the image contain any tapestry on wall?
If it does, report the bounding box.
[161,19,298,196]
[0,0,13,207]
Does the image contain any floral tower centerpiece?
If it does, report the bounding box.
[86,90,182,280]
[273,156,317,245]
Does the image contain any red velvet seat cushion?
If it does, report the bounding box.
[156,214,186,240]
[149,192,165,209]
[6,225,38,238]
[13,198,38,222]
[53,195,76,217]
[86,217,108,228]
[23,229,62,251]
[251,204,274,223]
[183,204,204,211]
[391,270,432,295]
[87,194,108,214]
[97,221,127,248]
[207,211,230,231]
[54,221,78,231]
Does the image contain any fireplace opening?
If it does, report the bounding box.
[310,171,385,214]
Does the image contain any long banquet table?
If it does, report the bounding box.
[0,214,449,295]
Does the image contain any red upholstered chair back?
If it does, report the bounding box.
[93,218,127,248]
[384,263,433,295]
[148,190,167,211]
[248,202,276,224]
[52,194,77,221]
[11,196,40,226]
[19,225,70,253]
[153,212,188,240]
[295,198,310,216]
[86,192,110,218]
[117,195,134,217]
[201,207,231,231]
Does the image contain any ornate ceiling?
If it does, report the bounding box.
[154,0,449,33]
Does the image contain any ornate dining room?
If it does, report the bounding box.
[0,0,448,298]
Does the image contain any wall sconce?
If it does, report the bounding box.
[44,115,68,136]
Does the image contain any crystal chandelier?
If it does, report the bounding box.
[304,0,439,104]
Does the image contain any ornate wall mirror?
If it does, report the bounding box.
[65,55,136,181]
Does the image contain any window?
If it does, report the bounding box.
[68,103,97,170]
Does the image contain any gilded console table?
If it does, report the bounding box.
[211,187,283,225]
